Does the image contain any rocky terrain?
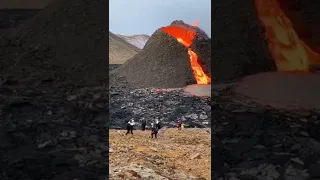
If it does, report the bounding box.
[109,128,211,179]
[110,66,320,180]
[2,67,320,180]
[212,84,320,180]
[117,34,150,49]
[0,0,111,179]
[109,66,211,129]
[2,1,320,180]
[0,1,212,179]
[109,62,211,179]
[0,85,109,180]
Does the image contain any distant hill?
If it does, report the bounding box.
[109,31,140,64]
[117,34,150,49]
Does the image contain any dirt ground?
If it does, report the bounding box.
[109,128,211,179]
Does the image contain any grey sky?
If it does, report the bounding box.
[109,0,211,37]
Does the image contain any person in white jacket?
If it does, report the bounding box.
[155,119,161,130]
[126,119,135,135]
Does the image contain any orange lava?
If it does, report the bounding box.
[161,25,211,84]
[255,0,320,72]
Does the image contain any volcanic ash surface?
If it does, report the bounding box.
[112,30,193,89]
[0,0,109,87]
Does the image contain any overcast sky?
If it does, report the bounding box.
[109,0,211,37]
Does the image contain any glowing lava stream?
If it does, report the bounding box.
[255,0,320,72]
[161,25,211,84]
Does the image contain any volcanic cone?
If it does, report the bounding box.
[113,20,211,88]
[211,0,276,82]
[0,0,109,87]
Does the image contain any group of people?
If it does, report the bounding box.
[125,117,184,138]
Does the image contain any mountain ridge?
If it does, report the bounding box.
[109,31,141,64]
[116,34,150,49]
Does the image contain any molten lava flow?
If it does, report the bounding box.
[255,0,320,72]
[161,25,211,84]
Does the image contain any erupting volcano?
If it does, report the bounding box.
[255,0,320,72]
[161,22,211,84]
[112,20,211,89]
[211,0,320,82]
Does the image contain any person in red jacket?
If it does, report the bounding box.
[177,117,183,130]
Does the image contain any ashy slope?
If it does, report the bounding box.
[0,0,53,9]
[0,0,111,87]
[117,34,150,49]
[109,31,140,64]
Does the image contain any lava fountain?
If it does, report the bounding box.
[255,0,320,72]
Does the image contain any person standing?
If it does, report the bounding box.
[177,117,183,130]
[155,119,161,130]
[151,123,159,139]
[141,119,147,131]
[126,119,135,135]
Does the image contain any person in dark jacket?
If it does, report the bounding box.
[126,119,135,135]
[151,123,159,139]
[155,119,161,130]
[141,119,147,131]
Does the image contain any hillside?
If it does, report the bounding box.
[0,0,54,9]
[0,0,113,87]
[0,9,40,31]
[109,31,140,64]
[117,34,150,49]
[109,128,211,179]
